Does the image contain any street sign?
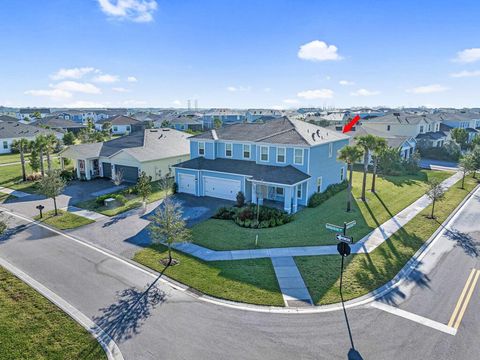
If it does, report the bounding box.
[337,242,351,257]
[336,234,353,243]
[326,223,343,232]
[345,220,357,229]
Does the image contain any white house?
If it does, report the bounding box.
[95,115,144,135]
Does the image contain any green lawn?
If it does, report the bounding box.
[75,181,167,216]
[0,266,106,360]
[192,170,451,251]
[296,175,478,306]
[34,210,94,230]
[0,153,23,164]
[134,244,284,306]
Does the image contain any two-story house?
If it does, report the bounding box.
[432,112,480,144]
[202,109,246,129]
[246,109,284,123]
[95,115,144,135]
[173,117,349,213]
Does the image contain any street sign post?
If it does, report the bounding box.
[337,242,351,257]
[336,234,353,244]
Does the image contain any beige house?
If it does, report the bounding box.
[59,129,190,182]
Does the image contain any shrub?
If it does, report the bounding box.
[236,191,245,207]
[419,144,460,162]
[212,207,235,220]
[95,193,127,206]
[215,204,293,228]
[308,180,348,207]
[26,172,42,181]
[172,182,178,194]
[59,169,75,182]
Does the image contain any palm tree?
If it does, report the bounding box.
[370,137,388,193]
[338,145,364,212]
[356,134,378,201]
[11,138,30,181]
[44,133,58,172]
[35,135,47,176]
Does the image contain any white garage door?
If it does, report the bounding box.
[204,177,241,201]
[178,174,196,195]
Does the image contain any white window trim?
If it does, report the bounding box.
[294,148,304,165]
[297,184,303,199]
[259,145,269,162]
[198,141,205,156]
[276,147,286,163]
[225,143,233,158]
[243,144,251,159]
[328,143,333,158]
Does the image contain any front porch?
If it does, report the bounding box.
[248,180,306,214]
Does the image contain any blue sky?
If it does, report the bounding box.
[1,0,480,109]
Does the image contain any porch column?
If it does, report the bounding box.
[76,160,81,179]
[60,157,65,171]
[292,187,298,213]
[283,186,292,214]
[251,183,257,204]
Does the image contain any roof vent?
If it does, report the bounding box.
[311,133,316,141]
[316,129,321,137]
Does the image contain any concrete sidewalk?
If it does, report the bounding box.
[0,186,31,198]
[62,205,107,221]
[271,257,313,307]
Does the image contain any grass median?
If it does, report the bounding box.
[34,209,94,230]
[296,175,478,306]
[0,266,106,359]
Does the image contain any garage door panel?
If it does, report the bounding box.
[115,165,138,183]
[102,162,112,178]
[204,177,240,201]
[178,174,196,195]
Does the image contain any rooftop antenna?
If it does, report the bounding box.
[194,99,198,111]
[187,99,191,111]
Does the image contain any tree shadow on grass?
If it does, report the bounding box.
[92,267,168,344]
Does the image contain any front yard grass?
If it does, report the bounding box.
[134,244,284,306]
[192,170,451,250]
[0,266,106,359]
[296,175,478,305]
[75,181,167,217]
[34,210,94,230]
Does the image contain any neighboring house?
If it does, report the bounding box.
[155,115,203,132]
[173,117,349,213]
[0,118,62,154]
[202,109,246,129]
[17,108,51,121]
[361,112,446,148]
[432,112,480,144]
[95,115,144,135]
[35,116,86,134]
[59,129,191,182]
[246,109,283,123]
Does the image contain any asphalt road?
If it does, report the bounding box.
[0,189,479,360]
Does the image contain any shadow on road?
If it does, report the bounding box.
[443,227,479,257]
[93,265,170,343]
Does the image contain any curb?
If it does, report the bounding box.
[0,181,478,315]
[0,256,124,360]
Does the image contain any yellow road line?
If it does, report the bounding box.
[453,269,480,330]
[447,269,476,328]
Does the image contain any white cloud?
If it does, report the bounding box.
[93,74,119,83]
[112,87,130,92]
[453,48,480,63]
[172,100,182,106]
[339,80,354,86]
[55,81,101,94]
[64,100,107,108]
[298,40,343,62]
[123,99,147,106]
[50,67,96,80]
[283,98,300,104]
[127,76,138,82]
[98,0,158,22]
[226,85,251,92]
[406,84,448,94]
[450,70,480,78]
[24,88,72,100]
[350,88,380,96]
[297,89,334,99]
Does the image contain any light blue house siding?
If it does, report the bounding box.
[202,114,246,129]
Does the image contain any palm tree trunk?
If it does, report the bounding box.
[39,149,45,176]
[53,197,58,216]
[361,152,368,201]
[347,164,353,212]
[46,151,52,172]
[371,157,377,193]
[20,146,26,182]
[431,199,435,219]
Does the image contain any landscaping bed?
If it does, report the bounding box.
[34,210,94,230]
[213,204,293,228]
[296,175,478,306]
[0,266,106,359]
[191,170,451,251]
[75,181,167,217]
[134,244,284,306]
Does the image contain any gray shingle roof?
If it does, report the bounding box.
[191,117,349,146]
[96,115,141,125]
[174,157,310,185]
[416,131,447,140]
[365,113,433,125]
[36,116,86,129]
[19,108,50,115]
[0,120,60,139]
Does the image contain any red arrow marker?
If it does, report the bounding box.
[342,115,361,133]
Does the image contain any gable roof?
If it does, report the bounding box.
[96,115,141,125]
[347,125,415,149]
[365,113,433,125]
[19,108,50,115]
[191,117,349,146]
[60,129,190,162]
[0,120,60,139]
[36,116,86,129]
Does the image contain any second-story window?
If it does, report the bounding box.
[198,142,205,156]
[243,144,251,159]
[419,125,424,133]
[260,146,269,161]
[294,148,304,165]
[225,143,232,157]
[387,125,391,131]
[277,147,285,163]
